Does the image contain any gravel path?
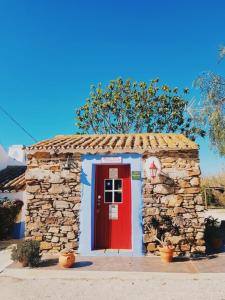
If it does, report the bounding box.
[1,269,225,300]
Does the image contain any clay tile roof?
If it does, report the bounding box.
[0,166,26,192]
[28,133,198,154]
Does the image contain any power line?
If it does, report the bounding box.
[0,104,38,143]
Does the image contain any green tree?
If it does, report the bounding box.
[194,47,225,156]
[76,78,205,140]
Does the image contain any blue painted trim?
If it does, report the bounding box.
[12,221,25,239]
[79,153,144,256]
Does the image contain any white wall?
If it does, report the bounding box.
[0,144,26,171]
[0,145,8,171]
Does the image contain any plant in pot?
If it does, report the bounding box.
[147,215,180,263]
[11,240,41,267]
[59,248,75,268]
[205,216,224,252]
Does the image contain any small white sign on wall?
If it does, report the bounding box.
[109,204,118,220]
[109,168,118,179]
[101,157,122,164]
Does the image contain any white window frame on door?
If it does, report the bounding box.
[104,178,123,203]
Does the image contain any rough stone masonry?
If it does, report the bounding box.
[25,149,205,255]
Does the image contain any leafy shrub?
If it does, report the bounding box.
[0,199,23,239]
[11,240,41,267]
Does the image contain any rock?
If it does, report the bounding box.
[178,180,190,188]
[61,226,72,233]
[65,241,78,249]
[190,177,200,186]
[54,200,69,209]
[174,207,186,214]
[196,239,205,246]
[67,232,75,240]
[26,185,40,193]
[40,241,52,250]
[153,184,174,195]
[168,236,184,244]
[25,169,50,181]
[195,205,204,212]
[63,211,74,217]
[73,203,81,211]
[42,203,52,210]
[143,232,155,243]
[49,184,71,195]
[145,207,159,216]
[147,243,157,252]
[51,236,59,243]
[180,244,191,251]
[49,173,64,184]
[184,187,200,194]
[48,227,59,234]
[196,232,204,239]
[164,195,183,207]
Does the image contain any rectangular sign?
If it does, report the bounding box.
[101,157,122,164]
[109,204,118,220]
[132,171,141,180]
[109,168,118,179]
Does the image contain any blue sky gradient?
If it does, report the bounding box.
[0,0,224,175]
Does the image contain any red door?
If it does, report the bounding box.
[94,164,131,249]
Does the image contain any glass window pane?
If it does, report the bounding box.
[114,191,122,203]
[114,179,122,190]
[105,180,113,190]
[105,191,113,203]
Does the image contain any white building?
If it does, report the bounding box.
[0,145,26,239]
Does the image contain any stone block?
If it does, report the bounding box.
[145,207,159,216]
[184,187,200,194]
[164,195,183,207]
[26,185,40,193]
[54,200,69,209]
[49,173,64,184]
[48,227,59,234]
[67,232,75,240]
[190,177,200,186]
[40,241,52,250]
[174,207,186,214]
[153,184,174,195]
[61,225,72,232]
[147,243,157,252]
[168,235,183,244]
[51,236,59,243]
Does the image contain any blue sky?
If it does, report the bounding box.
[0,0,224,175]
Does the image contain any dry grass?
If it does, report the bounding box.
[201,172,225,188]
[201,172,225,207]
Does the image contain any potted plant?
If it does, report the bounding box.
[205,216,224,252]
[147,215,180,263]
[58,248,75,268]
[11,240,41,267]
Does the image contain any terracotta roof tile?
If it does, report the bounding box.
[0,166,26,192]
[28,133,198,154]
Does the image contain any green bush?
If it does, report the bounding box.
[0,199,22,239]
[11,240,41,267]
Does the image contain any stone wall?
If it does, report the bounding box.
[142,150,205,256]
[25,152,81,253]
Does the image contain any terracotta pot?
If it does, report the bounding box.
[59,252,75,268]
[158,246,174,263]
[211,238,223,250]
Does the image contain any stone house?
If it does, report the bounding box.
[25,133,205,255]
